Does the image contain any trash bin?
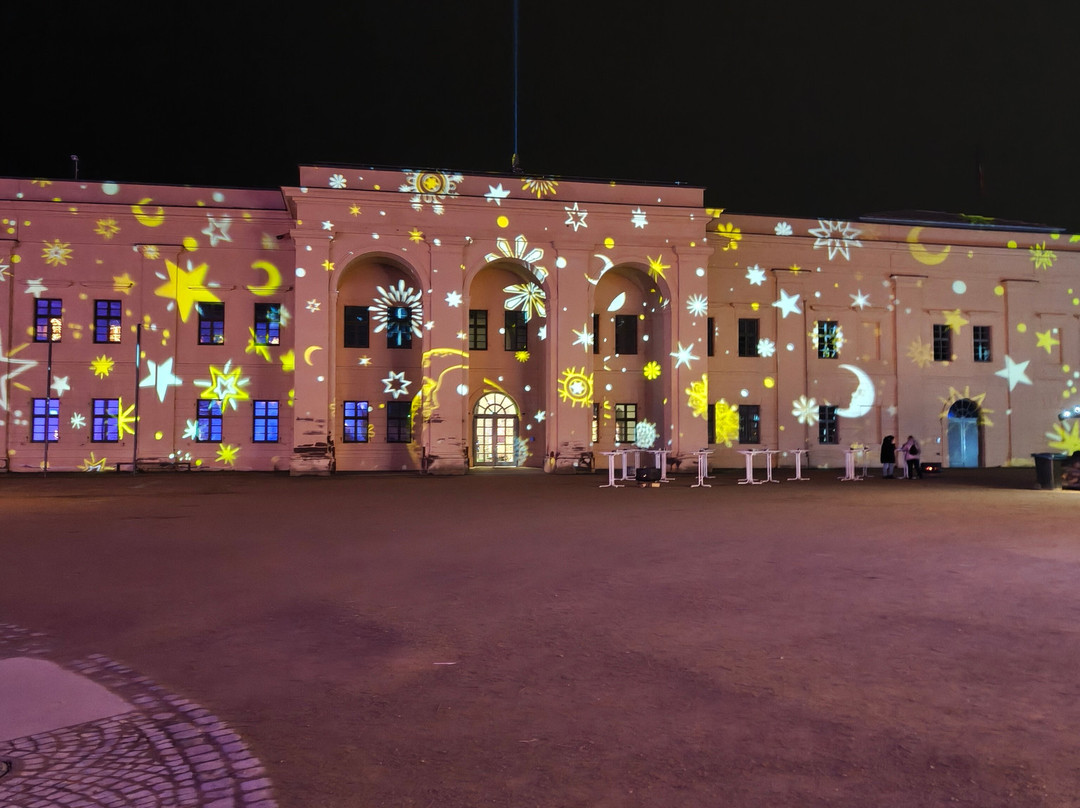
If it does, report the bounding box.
[1032,453,1067,490]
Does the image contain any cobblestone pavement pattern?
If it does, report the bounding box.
[0,623,277,808]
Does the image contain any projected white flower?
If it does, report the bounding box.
[503,282,546,321]
[792,395,819,425]
[757,338,776,357]
[809,220,863,261]
[686,294,708,317]
[372,280,424,339]
[485,234,548,283]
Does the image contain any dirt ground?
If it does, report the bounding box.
[1,466,1079,808]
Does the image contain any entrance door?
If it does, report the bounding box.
[473,393,519,466]
[947,399,980,467]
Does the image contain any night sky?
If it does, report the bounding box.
[6,2,1080,229]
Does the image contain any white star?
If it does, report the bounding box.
[183,419,199,440]
[456,331,468,341]
[277,304,292,328]
[201,216,232,247]
[445,291,463,307]
[321,221,334,231]
[850,289,871,310]
[0,262,9,282]
[534,410,546,423]
[686,294,708,317]
[745,265,766,286]
[538,325,547,341]
[0,331,38,411]
[382,370,411,399]
[572,323,594,351]
[564,201,588,232]
[306,299,321,312]
[772,289,802,319]
[24,278,48,297]
[485,184,511,205]
[630,207,648,229]
[70,412,86,429]
[358,356,372,366]
[424,321,435,331]
[995,355,1032,391]
[139,357,184,402]
[50,375,71,396]
[670,342,699,369]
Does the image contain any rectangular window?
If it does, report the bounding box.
[196,400,223,442]
[818,405,838,444]
[31,398,60,442]
[504,310,527,351]
[469,309,488,351]
[197,303,225,345]
[592,313,600,355]
[614,315,638,355]
[933,323,951,362]
[254,303,281,346]
[34,298,63,343]
[738,404,761,444]
[973,325,991,363]
[342,400,370,443]
[92,398,120,442]
[614,403,637,444]
[738,318,759,357]
[94,300,123,344]
[591,402,600,443]
[252,400,279,442]
[707,317,715,357]
[386,401,412,443]
[343,306,370,348]
[817,320,840,359]
[386,306,413,349]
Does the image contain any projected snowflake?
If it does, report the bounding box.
[1029,242,1056,271]
[42,239,72,266]
[503,282,546,321]
[686,294,708,317]
[399,170,463,214]
[745,265,766,286]
[757,338,776,357]
[635,420,659,449]
[94,219,120,239]
[372,280,424,340]
[558,367,593,407]
[643,361,661,380]
[907,338,934,369]
[809,220,863,260]
[685,375,708,419]
[714,401,740,447]
[485,235,548,283]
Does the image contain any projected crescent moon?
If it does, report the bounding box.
[303,345,323,366]
[585,254,614,285]
[906,226,951,266]
[835,363,875,418]
[131,198,165,227]
[247,260,282,296]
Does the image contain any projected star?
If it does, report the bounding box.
[279,350,295,373]
[182,419,199,440]
[809,219,862,261]
[322,221,334,231]
[216,443,240,466]
[670,342,699,369]
[771,289,801,318]
[0,262,9,282]
[630,208,648,229]
[445,291,462,308]
[114,398,137,438]
[745,265,766,286]
[0,333,37,411]
[91,355,115,378]
[154,260,221,322]
[995,355,1032,391]
[79,452,109,472]
[943,308,969,333]
[201,216,232,246]
[50,375,70,396]
[572,323,594,351]
[139,357,183,402]
[382,370,412,399]
[42,239,72,266]
[485,184,511,205]
[849,289,870,310]
[70,412,86,430]
[24,278,48,298]
[1035,329,1060,354]
[686,294,708,317]
[646,255,669,281]
[113,272,135,295]
[196,360,250,410]
[564,202,588,231]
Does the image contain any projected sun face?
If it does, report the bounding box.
[399,170,462,214]
[558,367,593,407]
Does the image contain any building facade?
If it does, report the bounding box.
[1,167,1077,474]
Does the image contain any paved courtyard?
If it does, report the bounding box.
[1,466,1078,807]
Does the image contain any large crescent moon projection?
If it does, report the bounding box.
[247,260,282,296]
[835,363,875,418]
[906,226,951,266]
[585,254,614,285]
[303,345,323,366]
[131,198,165,228]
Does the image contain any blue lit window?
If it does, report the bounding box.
[94,300,122,343]
[197,400,223,442]
[92,398,120,442]
[31,398,60,442]
[343,400,369,443]
[254,304,280,346]
[253,400,279,442]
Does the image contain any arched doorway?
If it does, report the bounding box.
[947,398,981,467]
[473,393,519,466]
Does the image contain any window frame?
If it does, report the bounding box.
[93,299,123,344]
[817,320,840,360]
[197,303,226,345]
[614,403,637,444]
[34,298,63,343]
[738,404,761,444]
[343,306,370,349]
[342,400,370,443]
[196,399,223,442]
[818,405,838,445]
[31,397,60,443]
[504,310,527,351]
[469,309,488,351]
[972,325,991,363]
[252,399,280,443]
[253,303,281,347]
[386,305,413,349]
[92,398,120,442]
[737,318,759,358]
[614,315,638,355]
[933,323,951,362]
[386,400,412,443]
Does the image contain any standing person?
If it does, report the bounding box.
[900,435,922,479]
[880,435,897,478]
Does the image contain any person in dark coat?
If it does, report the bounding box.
[879,436,896,478]
[900,435,922,479]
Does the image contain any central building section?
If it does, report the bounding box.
[285,167,711,474]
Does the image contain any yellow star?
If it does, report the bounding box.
[408,229,424,243]
[349,204,362,216]
[114,397,137,438]
[1035,329,1060,354]
[789,264,804,273]
[200,362,250,410]
[216,443,240,466]
[113,272,135,295]
[943,308,969,334]
[90,355,115,378]
[154,260,221,323]
[322,259,335,272]
[646,255,670,281]
[245,328,272,362]
[279,349,295,373]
